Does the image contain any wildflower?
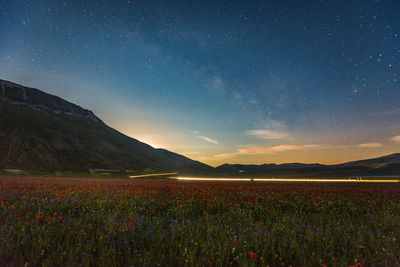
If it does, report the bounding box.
[57,215,63,222]
[91,255,98,264]
[322,264,328,267]
[46,216,52,222]
[249,252,257,260]
[122,222,134,231]
[36,215,44,222]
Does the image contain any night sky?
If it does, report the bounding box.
[1,0,400,166]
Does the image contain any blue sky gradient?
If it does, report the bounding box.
[1,0,399,165]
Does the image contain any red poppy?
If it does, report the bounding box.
[90,255,98,264]
[36,215,44,221]
[46,216,52,222]
[249,252,257,260]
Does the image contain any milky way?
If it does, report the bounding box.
[0,0,399,165]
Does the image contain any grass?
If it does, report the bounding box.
[1,177,399,266]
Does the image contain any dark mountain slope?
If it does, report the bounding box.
[0,79,213,173]
[335,153,400,168]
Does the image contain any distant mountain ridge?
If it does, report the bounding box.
[216,153,400,177]
[0,79,213,174]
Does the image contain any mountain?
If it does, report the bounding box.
[330,153,400,176]
[217,153,400,177]
[217,163,324,173]
[0,79,213,174]
[1,78,399,177]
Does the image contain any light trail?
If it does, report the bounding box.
[129,172,178,178]
[171,177,400,183]
[172,177,253,182]
[254,178,400,183]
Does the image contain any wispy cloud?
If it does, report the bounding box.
[212,152,243,159]
[390,135,400,143]
[246,129,290,140]
[213,143,345,159]
[357,142,384,148]
[197,135,219,145]
[238,144,303,154]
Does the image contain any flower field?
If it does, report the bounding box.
[1,177,399,266]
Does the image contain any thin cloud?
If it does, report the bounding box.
[212,152,241,159]
[390,135,400,143]
[246,129,290,140]
[238,144,303,154]
[357,142,384,148]
[197,135,219,145]
[213,143,345,158]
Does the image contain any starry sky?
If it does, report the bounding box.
[1,0,400,166]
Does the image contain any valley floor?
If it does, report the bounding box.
[1,176,399,266]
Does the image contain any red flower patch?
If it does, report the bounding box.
[249,252,257,260]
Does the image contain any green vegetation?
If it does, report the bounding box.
[1,177,399,266]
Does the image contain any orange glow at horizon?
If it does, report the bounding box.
[104,115,400,168]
